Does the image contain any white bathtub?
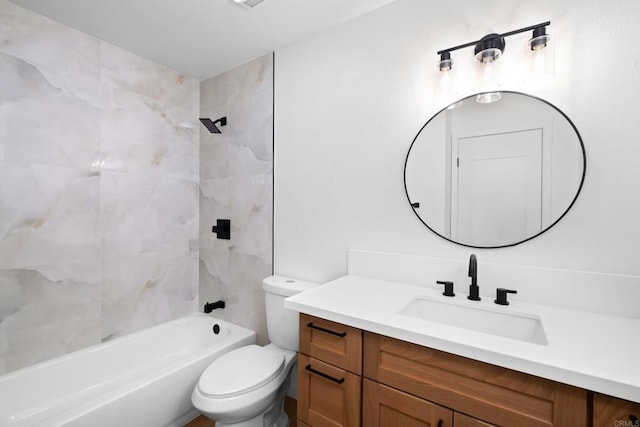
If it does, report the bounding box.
[0,313,255,427]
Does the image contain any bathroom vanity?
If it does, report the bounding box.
[286,251,640,427]
[297,312,639,426]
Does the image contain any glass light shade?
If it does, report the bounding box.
[439,58,453,72]
[475,48,502,64]
[529,34,551,51]
[524,35,555,75]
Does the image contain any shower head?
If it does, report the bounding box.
[199,117,227,134]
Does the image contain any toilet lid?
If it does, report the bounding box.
[198,345,285,398]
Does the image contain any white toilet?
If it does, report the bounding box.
[192,275,318,427]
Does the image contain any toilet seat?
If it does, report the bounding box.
[197,345,285,398]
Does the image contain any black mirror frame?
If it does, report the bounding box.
[403,91,587,249]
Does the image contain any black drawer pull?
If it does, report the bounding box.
[307,322,347,337]
[630,414,638,422]
[437,420,443,427]
[305,364,345,384]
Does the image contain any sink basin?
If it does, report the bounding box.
[399,297,548,345]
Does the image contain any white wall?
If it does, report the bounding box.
[274,0,640,283]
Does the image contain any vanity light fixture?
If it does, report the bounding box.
[437,21,551,72]
[438,51,453,72]
[474,34,505,64]
[528,25,550,51]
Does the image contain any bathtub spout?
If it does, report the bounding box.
[204,300,226,313]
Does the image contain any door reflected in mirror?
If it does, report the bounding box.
[404,91,586,248]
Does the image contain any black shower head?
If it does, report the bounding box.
[199,117,227,134]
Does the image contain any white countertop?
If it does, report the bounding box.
[285,274,640,403]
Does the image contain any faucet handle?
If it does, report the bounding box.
[436,280,455,297]
[494,288,517,305]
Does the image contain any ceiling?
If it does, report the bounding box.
[9,0,398,80]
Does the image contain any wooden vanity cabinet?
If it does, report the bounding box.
[593,392,640,426]
[363,378,453,427]
[453,413,497,427]
[297,314,592,427]
[364,332,587,427]
[297,314,363,426]
[363,378,498,427]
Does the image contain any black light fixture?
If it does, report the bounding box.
[474,33,506,64]
[437,21,550,72]
[438,51,453,72]
[528,25,551,51]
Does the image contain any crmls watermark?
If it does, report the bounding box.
[614,420,640,427]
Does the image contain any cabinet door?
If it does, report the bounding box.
[297,354,361,427]
[454,412,497,427]
[300,313,362,374]
[363,378,452,427]
[364,332,587,427]
[593,393,640,426]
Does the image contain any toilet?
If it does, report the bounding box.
[192,275,318,427]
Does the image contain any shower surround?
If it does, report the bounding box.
[0,1,200,374]
[198,54,274,345]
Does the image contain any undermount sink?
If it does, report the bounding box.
[399,297,548,345]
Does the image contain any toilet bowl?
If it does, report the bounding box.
[192,344,296,426]
[192,276,318,427]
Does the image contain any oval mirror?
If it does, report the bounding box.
[404,91,586,248]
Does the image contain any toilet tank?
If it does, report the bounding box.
[262,275,319,351]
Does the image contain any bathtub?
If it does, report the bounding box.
[0,313,255,427]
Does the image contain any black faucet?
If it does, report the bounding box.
[467,254,481,301]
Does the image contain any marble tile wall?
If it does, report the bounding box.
[0,1,199,374]
[199,54,273,345]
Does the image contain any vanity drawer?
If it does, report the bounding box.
[363,332,587,427]
[297,354,361,427]
[299,313,362,374]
